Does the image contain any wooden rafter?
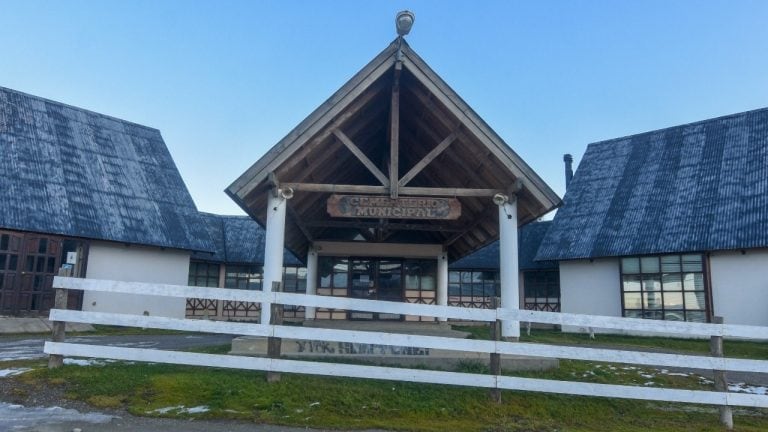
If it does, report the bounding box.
[333,129,390,186]
[398,131,457,187]
[281,182,502,197]
[305,220,463,232]
[389,62,402,198]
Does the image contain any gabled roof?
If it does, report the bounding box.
[449,221,558,271]
[537,107,768,261]
[227,39,560,260]
[192,213,302,266]
[0,87,213,252]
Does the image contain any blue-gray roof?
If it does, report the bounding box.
[537,107,768,261]
[193,213,302,266]
[450,222,557,271]
[0,86,213,252]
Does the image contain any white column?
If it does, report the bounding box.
[436,251,448,322]
[499,195,520,338]
[305,247,318,320]
[262,190,288,325]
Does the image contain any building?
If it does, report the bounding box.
[186,214,560,321]
[0,86,213,318]
[225,39,561,335]
[536,107,768,328]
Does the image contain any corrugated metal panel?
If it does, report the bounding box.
[449,221,557,271]
[192,213,302,266]
[0,87,213,252]
[537,107,768,261]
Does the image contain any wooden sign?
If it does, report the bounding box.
[327,195,461,220]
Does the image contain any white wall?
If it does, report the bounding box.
[83,241,191,318]
[559,258,621,333]
[710,249,768,327]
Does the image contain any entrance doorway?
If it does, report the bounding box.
[316,256,437,321]
[0,230,86,316]
[349,259,403,320]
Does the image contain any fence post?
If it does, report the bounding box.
[48,268,71,369]
[710,316,733,430]
[489,296,502,403]
[267,281,283,383]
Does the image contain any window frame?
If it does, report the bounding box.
[619,253,711,323]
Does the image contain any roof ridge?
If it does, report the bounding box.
[587,106,768,149]
[0,85,161,132]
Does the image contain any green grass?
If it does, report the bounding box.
[455,325,768,359]
[8,352,766,431]
[5,327,768,430]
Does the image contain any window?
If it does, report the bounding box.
[225,265,262,290]
[282,266,307,319]
[317,257,349,319]
[188,261,220,287]
[621,254,708,322]
[448,270,499,308]
[404,259,437,322]
[523,270,560,312]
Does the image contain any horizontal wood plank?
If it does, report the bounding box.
[43,342,768,408]
[49,309,768,374]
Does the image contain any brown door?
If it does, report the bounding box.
[0,231,62,316]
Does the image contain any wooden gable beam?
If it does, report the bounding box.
[389,62,402,198]
[398,131,457,187]
[333,129,390,187]
[282,182,501,197]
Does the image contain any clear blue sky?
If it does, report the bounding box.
[2,1,767,215]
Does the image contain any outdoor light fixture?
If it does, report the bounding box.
[280,187,294,200]
[396,10,415,36]
[492,193,509,206]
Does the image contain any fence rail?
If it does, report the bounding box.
[44,276,768,413]
[53,277,768,339]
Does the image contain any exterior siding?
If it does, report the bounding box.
[83,241,190,318]
[710,249,768,327]
[559,259,621,333]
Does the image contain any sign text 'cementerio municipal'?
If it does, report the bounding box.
[327,194,461,220]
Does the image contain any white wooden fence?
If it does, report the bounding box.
[45,276,768,409]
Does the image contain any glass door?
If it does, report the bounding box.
[375,260,403,320]
[347,258,403,320]
[349,259,375,320]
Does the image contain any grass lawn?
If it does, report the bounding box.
[10,357,766,432]
[3,325,767,431]
[456,325,768,359]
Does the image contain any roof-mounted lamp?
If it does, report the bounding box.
[396,10,415,37]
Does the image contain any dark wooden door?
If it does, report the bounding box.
[0,231,62,316]
[348,258,403,321]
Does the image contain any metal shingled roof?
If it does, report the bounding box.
[192,213,302,266]
[536,107,768,261]
[449,221,557,271]
[0,87,214,252]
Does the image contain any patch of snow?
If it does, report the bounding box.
[0,367,32,377]
[661,371,689,377]
[185,406,209,414]
[63,358,108,366]
[151,405,184,414]
[150,405,210,414]
[0,402,113,430]
[728,383,768,395]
